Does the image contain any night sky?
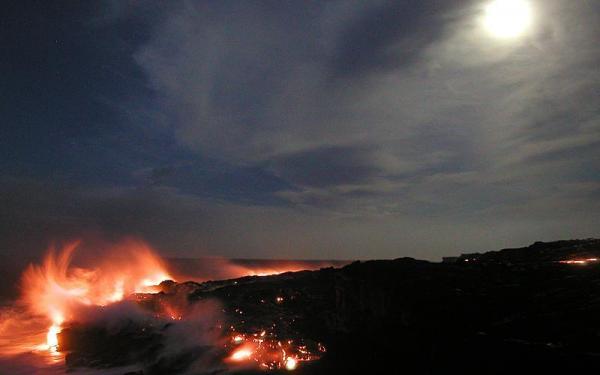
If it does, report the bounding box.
[1,0,599,261]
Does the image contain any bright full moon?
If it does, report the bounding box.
[483,0,533,39]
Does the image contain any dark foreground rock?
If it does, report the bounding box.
[60,239,600,374]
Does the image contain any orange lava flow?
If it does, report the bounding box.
[226,329,325,371]
[558,258,599,265]
[20,239,173,352]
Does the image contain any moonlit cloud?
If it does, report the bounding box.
[135,1,599,200]
[1,0,599,262]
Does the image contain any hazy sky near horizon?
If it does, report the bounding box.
[1,0,599,261]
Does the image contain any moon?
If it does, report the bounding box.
[483,0,533,39]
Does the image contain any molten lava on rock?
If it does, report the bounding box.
[225,328,325,371]
[19,239,173,353]
[558,258,599,265]
[3,239,334,373]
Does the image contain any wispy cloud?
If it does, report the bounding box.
[2,0,598,260]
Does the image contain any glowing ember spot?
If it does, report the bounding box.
[558,258,599,265]
[230,347,254,361]
[285,357,298,371]
[233,335,245,344]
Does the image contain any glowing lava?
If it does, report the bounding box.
[46,324,61,350]
[226,328,324,371]
[559,258,599,265]
[233,335,245,344]
[9,239,328,372]
[230,346,255,361]
[20,239,173,353]
[285,357,298,371]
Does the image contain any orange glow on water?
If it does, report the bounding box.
[169,258,349,283]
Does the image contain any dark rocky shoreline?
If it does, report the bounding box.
[60,239,600,374]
